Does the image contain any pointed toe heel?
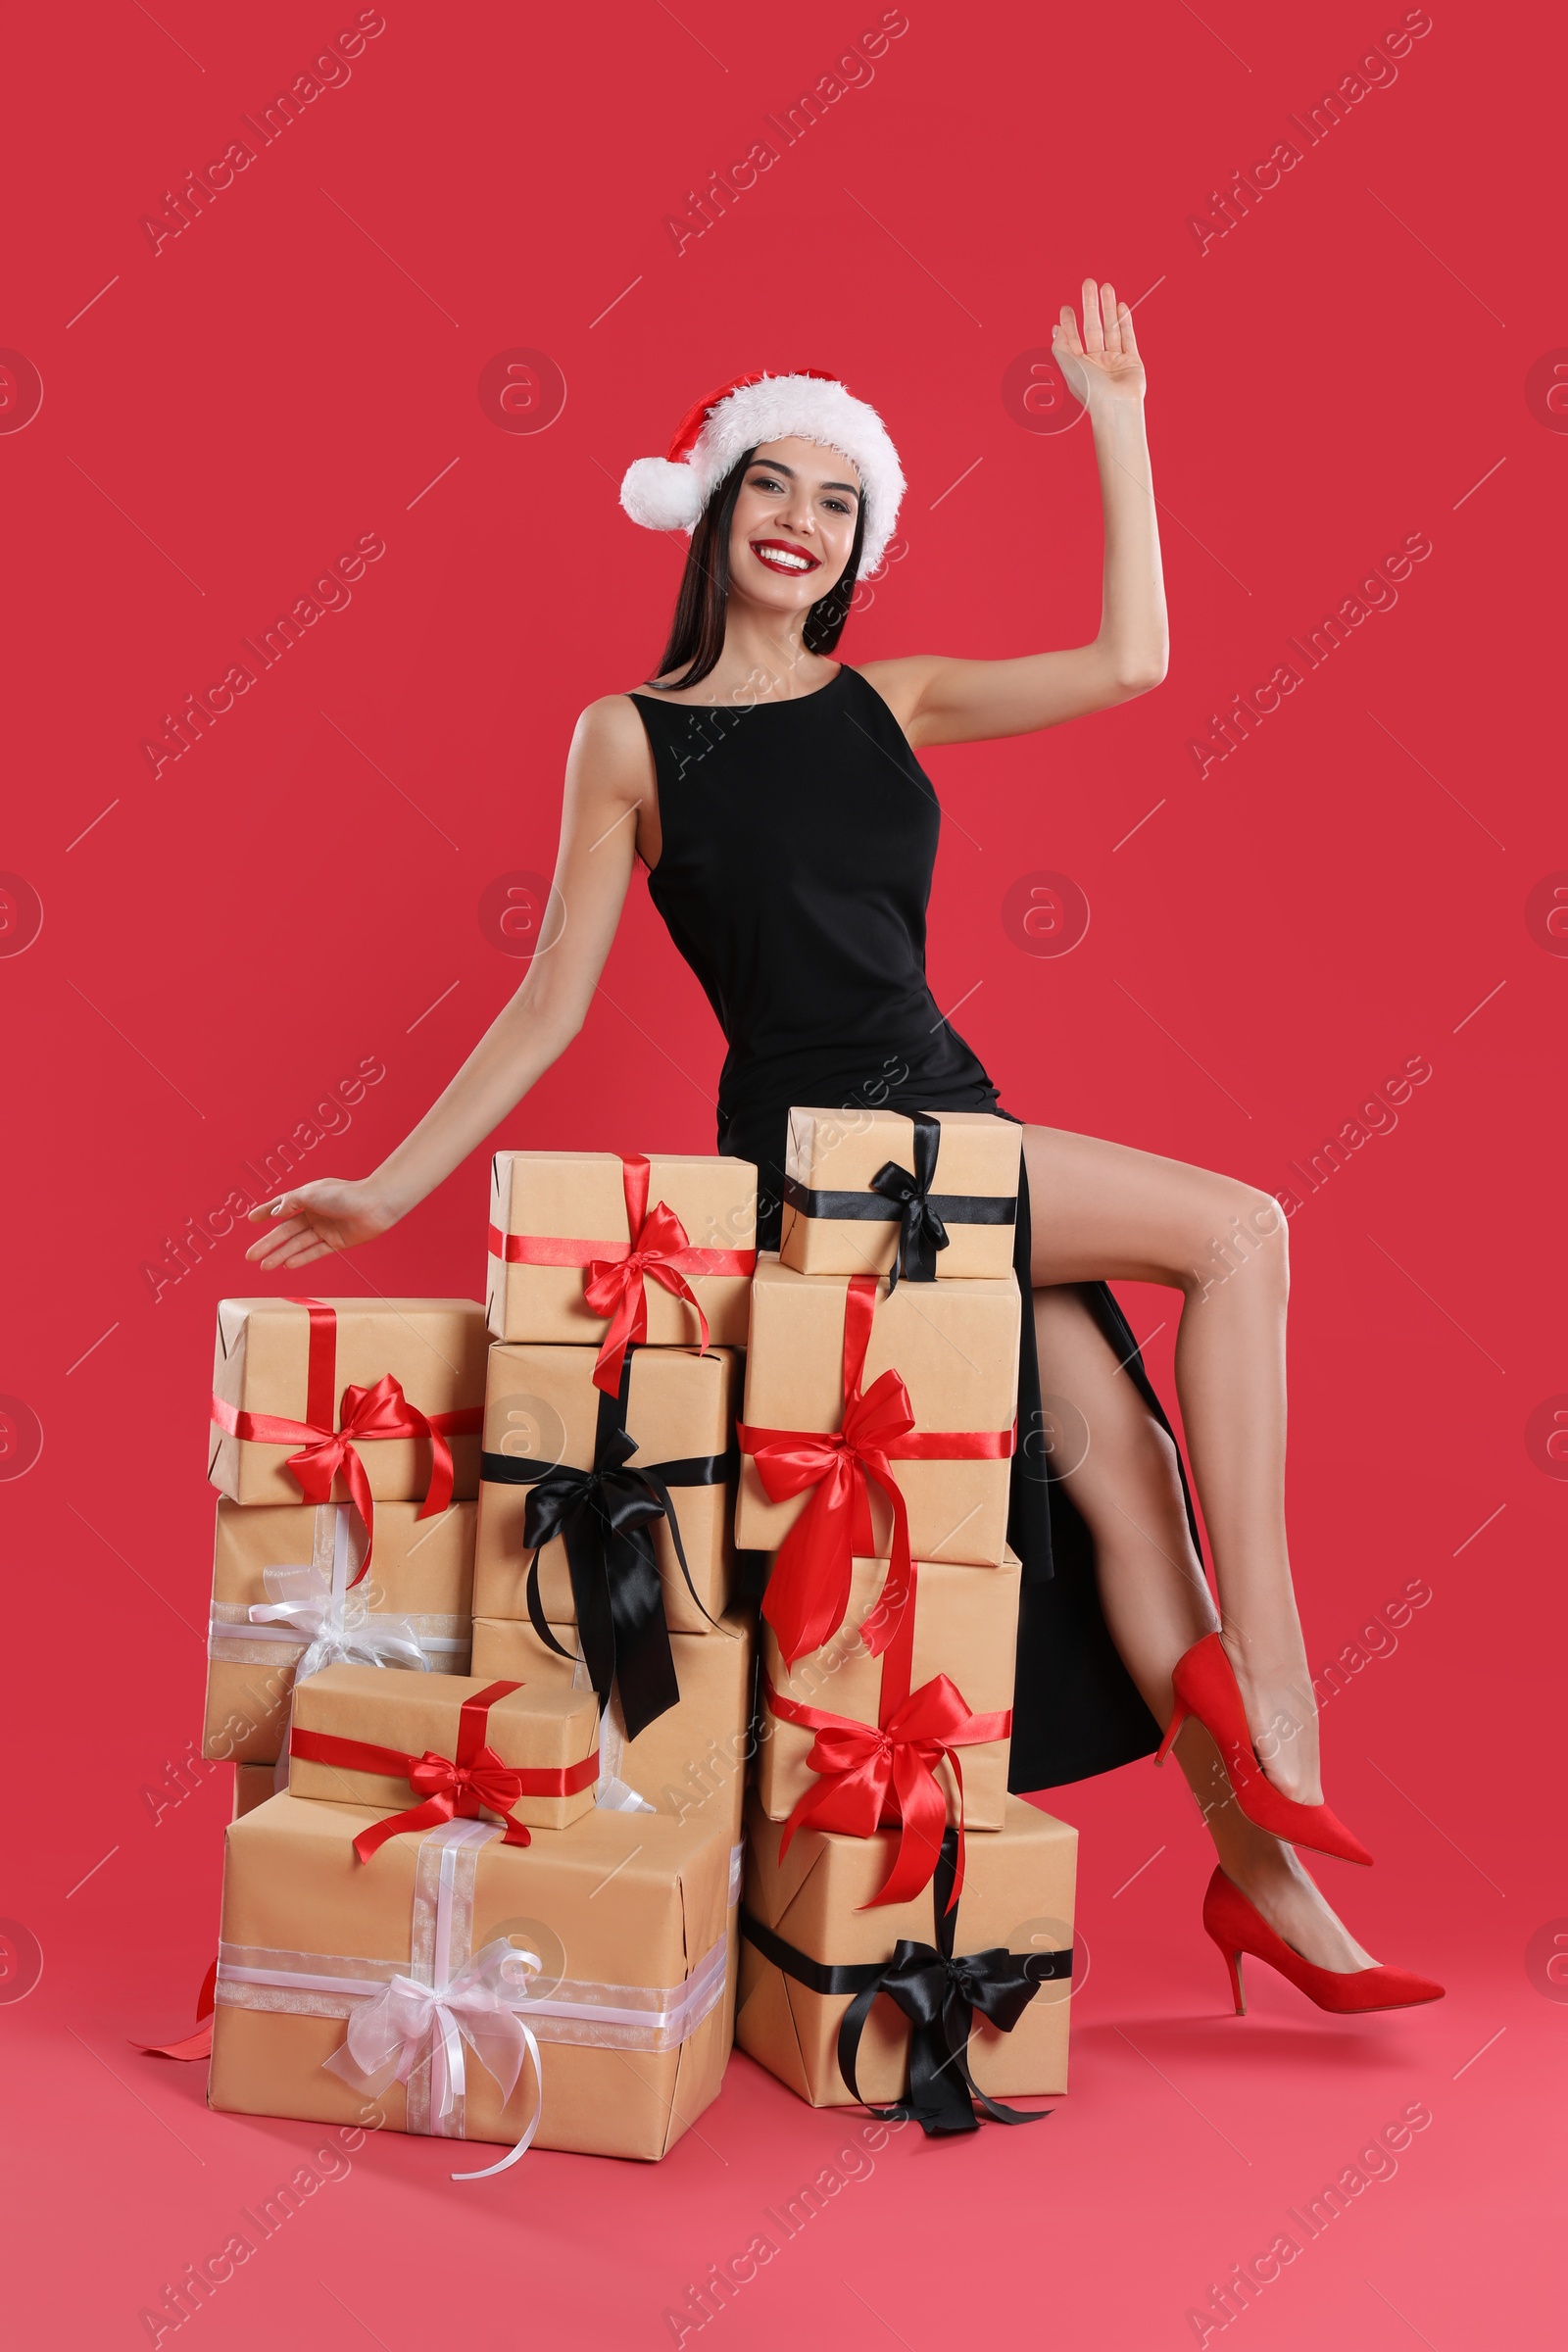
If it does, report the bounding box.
[1201,1867,1445,2016]
[1159,1632,1374,1867]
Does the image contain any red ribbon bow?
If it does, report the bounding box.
[209,1299,481,1581]
[488,1152,756,1396]
[288,1679,601,1863]
[739,1276,1013,1667]
[768,1672,1012,1909]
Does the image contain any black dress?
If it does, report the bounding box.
[629,663,1200,1789]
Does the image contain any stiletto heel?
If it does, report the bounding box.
[1159,1632,1374,1867]
[1154,1701,1188,1766]
[1201,1867,1443,2016]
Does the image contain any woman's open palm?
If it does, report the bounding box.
[1054,276,1146,408]
[245,1178,397,1272]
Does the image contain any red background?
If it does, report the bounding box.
[2,1,1563,2344]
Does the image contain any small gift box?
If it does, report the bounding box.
[209,1297,487,1548]
[755,1551,1022,1892]
[287,1663,601,1846]
[474,1342,739,1739]
[781,1106,1021,1285]
[204,1498,475,1764]
[486,1151,757,1377]
[209,1792,733,2163]
[736,1262,1020,1661]
[737,1793,1076,2132]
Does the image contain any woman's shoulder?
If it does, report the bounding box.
[854,655,942,734]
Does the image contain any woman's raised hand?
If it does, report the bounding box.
[1053,277,1146,410]
[245,1178,399,1272]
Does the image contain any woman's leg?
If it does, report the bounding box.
[1023,1123,1320,1803]
[1031,1281,1375,1971]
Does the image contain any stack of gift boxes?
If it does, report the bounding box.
[191,1113,1077,2169]
[732,1108,1078,2129]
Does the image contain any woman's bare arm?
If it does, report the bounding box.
[862,278,1166,748]
[246,695,653,1270]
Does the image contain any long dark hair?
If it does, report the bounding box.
[648,449,867,691]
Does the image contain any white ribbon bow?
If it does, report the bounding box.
[249,1505,429,1683]
[326,1937,544,2178]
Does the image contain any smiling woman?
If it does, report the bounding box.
[247,310,1444,2024]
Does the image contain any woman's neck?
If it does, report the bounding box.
[654,608,840,705]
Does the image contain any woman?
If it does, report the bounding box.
[248,283,1439,2016]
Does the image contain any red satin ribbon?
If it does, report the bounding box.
[289,1679,600,1862]
[739,1276,1014,1667]
[768,1671,1012,1910]
[487,1152,757,1396]
[209,1298,482,1582]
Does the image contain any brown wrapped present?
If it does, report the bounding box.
[204,1498,474,1764]
[475,1341,738,1740]
[231,1764,274,1820]
[756,1550,1021,1853]
[781,1106,1020,1283]
[209,1793,732,2162]
[209,1298,487,1537]
[470,1609,755,1846]
[737,1262,1019,1664]
[288,1663,601,1845]
[486,1151,756,1372]
[737,1793,1076,2130]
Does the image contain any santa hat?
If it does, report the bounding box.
[619,369,905,577]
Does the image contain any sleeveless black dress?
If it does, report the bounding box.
[629,663,1200,1788]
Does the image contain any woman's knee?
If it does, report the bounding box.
[1179,1179,1289,1300]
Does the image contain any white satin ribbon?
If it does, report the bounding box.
[566,1634,656,1813]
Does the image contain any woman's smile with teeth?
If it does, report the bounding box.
[751,539,820,574]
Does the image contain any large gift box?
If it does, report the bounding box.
[475,1342,739,1736]
[470,1609,756,1845]
[486,1150,757,1363]
[204,1498,474,1763]
[736,1262,1019,1661]
[781,1106,1021,1284]
[209,1297,487,1516]
[288,1664,601,1839]
[755,1550,1021,1852]
[737,1794,1076,2129]
[209,1793,733,2162]
[232,1764,274,1819]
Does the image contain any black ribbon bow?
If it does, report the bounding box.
[868,1110,949,1292]
[481,1351,728,1742]
[741,1830,1070,2138]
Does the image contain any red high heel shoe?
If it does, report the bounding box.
[1203,1867,1444,2015]
[1157,1632,1374,1867]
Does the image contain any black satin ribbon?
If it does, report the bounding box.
[740,1831,1071,2138]
[784,1112,1015,1295]
[479,1353,729,1742]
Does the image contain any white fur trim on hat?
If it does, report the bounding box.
[619,372,906,575]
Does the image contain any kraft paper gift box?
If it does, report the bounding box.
[755,1550,1022,1838]
[780,1106,1021,1283]
[735,1258,1020,1578]
[204,1497,475,1764]
[209,1296,487,1511]
[473,1609,756,2050]
[475,1342,740,1638]
[486,1149,757,1350]
[231,1765,274,1820]
[737,1793,1076,2123]
[470,1608,756,1845]
[209,1792,733,2163]
[288,1663,601,1837]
